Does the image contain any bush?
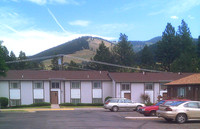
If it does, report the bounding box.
[31,102,51,106]
[105,96,112,102]
[145,102,154,106]
[0,97,8,108]
[8,102,51,108]
[60,103,103,106]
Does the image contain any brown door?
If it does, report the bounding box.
[124,93,131,100]
[51,91,58,104]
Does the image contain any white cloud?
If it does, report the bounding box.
[170,16,179,19]
[1,28,114,56]
[69,20,90,27]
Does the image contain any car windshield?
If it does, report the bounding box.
[156,100,165,106]
[170,101,186,106]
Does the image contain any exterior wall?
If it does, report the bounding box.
[60,81,65,103]
[131,83,144,103]
[21,81,33,105]
[112,80,116,98]
[81,81,92,103]
[154,83,160,103]
[0,81,9,98]
[116,83,121,98]
[102,81,113,102]
[65,81,70,103]
[44,81,50,103]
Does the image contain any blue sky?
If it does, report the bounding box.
[0,0,199,56]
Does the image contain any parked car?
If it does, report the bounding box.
[157,101,200,123]
[138,99,190,116]
[104,98,145,112]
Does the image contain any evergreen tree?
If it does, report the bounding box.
[112,33,135,67]
[51,56,59,70]
[155,23,177,71]
[197,36,200,57]
[66,60,81,70]
[171,20,197,72]
[0,41,8,76]
[140,45,154,68]
[7,51,17,69]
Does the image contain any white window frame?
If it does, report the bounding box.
[33,81,43,89]
[51,81,60,89]
[71,81,80,89]
[145,83,154,90]
[93,81,101,89]
[121,83,130,91]
[10,81,20,89]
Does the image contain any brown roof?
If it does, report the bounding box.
[165,74,200,86]
[109,72,192,83]
[0,70,111,81]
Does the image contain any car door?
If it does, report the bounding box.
[118,99,126,109]
[184,102,200,119]
[124,99,134,108]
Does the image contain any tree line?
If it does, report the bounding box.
[1,19,200,76]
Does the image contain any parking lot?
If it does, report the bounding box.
[0,109,200,129]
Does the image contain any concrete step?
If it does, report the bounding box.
[51,104,60,109]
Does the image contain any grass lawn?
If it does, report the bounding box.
[60,106,103,108]
[4,106,51,109]
[1,110,28,112]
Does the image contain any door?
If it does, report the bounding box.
[124,93,131,100]
[51,91,58,104]
[185,102,200,119]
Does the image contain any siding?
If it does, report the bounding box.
[131,83,144,103]
[44,81,50,102]
[102,81,112,102]
[21,81,33,105]
[81,81,92,103]
[65,81,70,103]
[0,81,9,98]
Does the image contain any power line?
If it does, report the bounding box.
[5,54,163,73]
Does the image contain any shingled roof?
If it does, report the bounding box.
[109,72,192,83]
[0,70,111,81]
[165,74,200,86]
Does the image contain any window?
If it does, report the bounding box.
[124,99,132,103]
[92,98,102,103]
[177,87,186,97]
[184,102,200,108]
[121,83,130,91]
[71,81,80,89]
[33,81,43,89]
[51,82,60,89]
[34,99,44,103]
[71,99,80,104]
[160,83,167,91]
[10,81,20,89]
[10,100,20,106]
[93,82,101,89]
[145,83,153,90]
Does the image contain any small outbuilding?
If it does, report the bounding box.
[165,74,200,101]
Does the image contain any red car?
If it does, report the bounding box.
[138,99,190,116]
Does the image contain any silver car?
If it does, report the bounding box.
[104,98,145,112]
[157,101,200,123]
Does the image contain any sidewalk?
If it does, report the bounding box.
[0,107,104,112]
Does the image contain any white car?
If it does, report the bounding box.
[104,98,145,112]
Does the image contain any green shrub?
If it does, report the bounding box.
[59,103,103,106]
[31,102,51,106]
[145,102,154,106]
[0,97,8,108]
[105,96,112,102]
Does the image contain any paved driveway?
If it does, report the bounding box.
[0,109,200,129]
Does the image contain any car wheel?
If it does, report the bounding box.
[165,118,173,122]
[176,114,187,124]
[135,105,142,111]
[150,111,156,116]
[112,106,119,112]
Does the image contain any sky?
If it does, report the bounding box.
[0,0,200,56]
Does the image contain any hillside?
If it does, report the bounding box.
[130,36,162,52]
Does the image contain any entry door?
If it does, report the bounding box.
[124,93,131,100]
[51,91,58,104]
